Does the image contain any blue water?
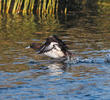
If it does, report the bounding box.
[0,57,110,100]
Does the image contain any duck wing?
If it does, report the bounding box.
[38,42,54,54]
[52,35,69,53]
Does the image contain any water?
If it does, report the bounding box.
[0,7,110,100]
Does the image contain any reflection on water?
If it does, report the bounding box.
[0,5,110,99]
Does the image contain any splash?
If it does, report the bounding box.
[64,54,110,64]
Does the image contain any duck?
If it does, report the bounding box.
[29,35,73,59]
[27,36,110,64]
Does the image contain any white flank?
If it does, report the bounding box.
[44,42,64,58]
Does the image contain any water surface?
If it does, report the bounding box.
[0,7,110,100]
